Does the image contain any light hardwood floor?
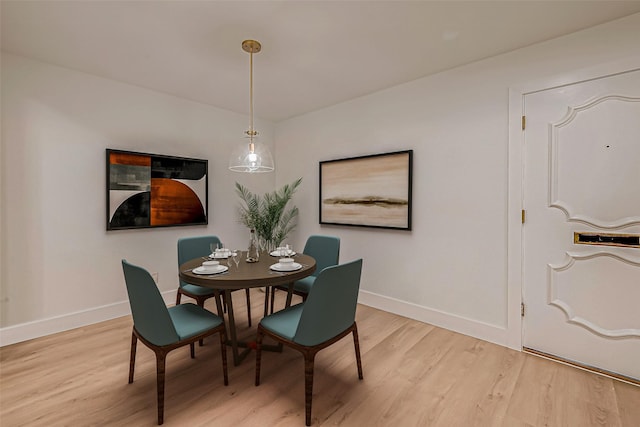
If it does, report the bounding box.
[1,289,638,426]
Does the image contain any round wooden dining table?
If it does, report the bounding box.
[179,250,316,365]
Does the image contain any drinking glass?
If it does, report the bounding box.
[232,250,240,269]
[227,253,234,269]
[210,243,220,257]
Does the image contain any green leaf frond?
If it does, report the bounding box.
[235,178,302,247]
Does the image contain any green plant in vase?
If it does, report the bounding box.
[235,178,302,252]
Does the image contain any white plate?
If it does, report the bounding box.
[193,265,229,275]
[270,250,296,257]
[270,262,302,272]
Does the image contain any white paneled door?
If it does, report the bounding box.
[522,69,640,382]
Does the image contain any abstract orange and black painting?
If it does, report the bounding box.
[107,149,207,230]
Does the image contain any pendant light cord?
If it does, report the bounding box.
[249,48,254,139]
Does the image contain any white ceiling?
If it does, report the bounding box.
[3,1,640,122]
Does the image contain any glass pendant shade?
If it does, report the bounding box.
[228,135,274,173]
[229,39,274,173]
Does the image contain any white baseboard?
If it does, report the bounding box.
[358,290,509,347]
[2,289,509,349]
[0,290,177,347]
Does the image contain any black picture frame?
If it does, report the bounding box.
[319,150,413,230]
[106,149,208,230]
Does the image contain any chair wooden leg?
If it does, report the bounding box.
[190,343,195,359]
[352,323,363,380]
[175,290,182,306]
[245,288,252,327]
[219,330,229,386]
[155,353,167,425]
[255,327,264,386]
[304,352,316,426]
[270,286,276,314]
[128,332,137,383]
[197,298,205,347]
[263,287,270,317]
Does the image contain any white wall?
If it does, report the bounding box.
[0,53,275,343]
[276,13,640,348]
[2,13,639,347]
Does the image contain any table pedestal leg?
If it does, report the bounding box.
[214,287,288,365]
[223,289,252,366]
[285,282,294,308]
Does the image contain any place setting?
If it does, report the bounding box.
[192,260,229,275]
[269,244,296,257]
[209,243,235,259]
[270,257,303,272]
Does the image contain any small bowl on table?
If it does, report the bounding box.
[201,260,220,271]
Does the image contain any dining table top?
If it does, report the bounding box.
[179,250,316,290]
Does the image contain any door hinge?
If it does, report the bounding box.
[521,302,525,317]
[522,115,526,130]
[521,209,526,224]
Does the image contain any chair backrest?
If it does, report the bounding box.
[293,259,363,346]
[122,260,179,346]
[177,235,221,287]
[303,235,340,276]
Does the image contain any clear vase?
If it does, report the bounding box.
[247,229,259,262]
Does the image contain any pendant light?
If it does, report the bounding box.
[229,40,274,173]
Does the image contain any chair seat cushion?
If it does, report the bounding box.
[293,275,315,294]
[168,303,224,340]
[260,303,304,341]
[180,282,218,297]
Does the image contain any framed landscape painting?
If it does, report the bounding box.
[319,150,412,230]
[106,149,208,230]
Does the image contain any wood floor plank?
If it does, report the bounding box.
[614,380,640,427]
[506,353,564,426]
[550,361,622,427]
[431,340,525,426]
[1,288,638,427]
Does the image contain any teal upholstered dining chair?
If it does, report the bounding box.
[255,258,363,426]
[122,260,228,425]
[177,235,252,326]
[269,235,340,313]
